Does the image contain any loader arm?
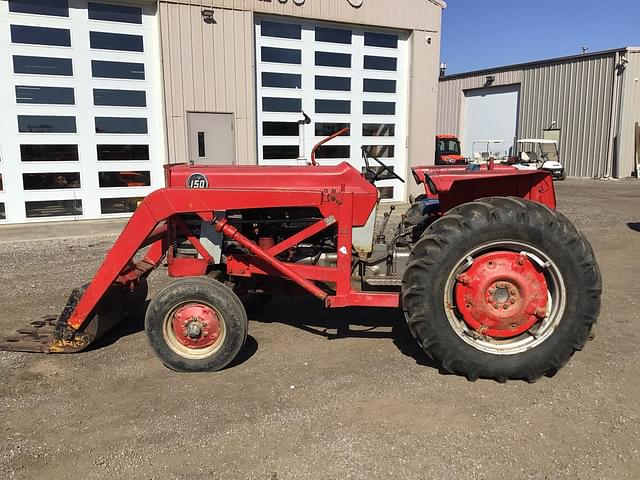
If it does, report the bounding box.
[62,188,328,336]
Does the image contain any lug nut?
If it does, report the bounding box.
[494,304,500,310]
[510,298,516,304]
[503,304,509,310]
[488,288,495,294]
[535,307,548,318]
[183,330,189,337]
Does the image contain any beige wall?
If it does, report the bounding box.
[161,0,442,31]
[159,0,443,198]
[617,50,640,177]
[160,4,256,165]
[407,28,441,196]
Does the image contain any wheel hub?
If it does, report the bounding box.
[455,252,548,338]
[171,304,221,349]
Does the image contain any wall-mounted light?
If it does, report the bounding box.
[439,62,447,78]
[201,9,215,24]
[486,75,495,85]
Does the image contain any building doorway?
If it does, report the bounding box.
[187,112,235,165]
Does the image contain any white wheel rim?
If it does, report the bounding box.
[443,241,567,356]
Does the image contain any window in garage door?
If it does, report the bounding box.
[255,17,409,202]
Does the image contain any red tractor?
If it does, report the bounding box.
[1,136,601,382]
[435,134,467,165]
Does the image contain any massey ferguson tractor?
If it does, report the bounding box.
[0,133,601,382]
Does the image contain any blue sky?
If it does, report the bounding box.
[441,0,640,74]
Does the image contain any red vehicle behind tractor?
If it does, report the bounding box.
[436,134,467,165]
[1,132,601,382]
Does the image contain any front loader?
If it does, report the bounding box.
[0,134,602,382]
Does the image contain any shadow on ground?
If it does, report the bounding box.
[85,296,442,372]
[253,296,444,372]
[627,222,640,233]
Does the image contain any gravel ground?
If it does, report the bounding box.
[0,179,639,479]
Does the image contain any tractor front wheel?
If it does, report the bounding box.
[145,277,248,372]
[402,197,601,382]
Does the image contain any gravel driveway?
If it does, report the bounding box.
[0,179,638,479]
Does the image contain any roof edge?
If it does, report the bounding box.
[428,0,447,9]
[441,46,638,81]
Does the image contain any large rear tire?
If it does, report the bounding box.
[402,197,601,382]
[145,277,248,372]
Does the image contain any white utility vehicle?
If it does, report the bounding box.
[516,139,566,180]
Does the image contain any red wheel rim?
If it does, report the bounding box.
[455,252,548,338]
[170,303,222,349]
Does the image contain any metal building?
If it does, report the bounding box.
[159,0,445,203]
[437,47,640,178]
[0,0,445,224]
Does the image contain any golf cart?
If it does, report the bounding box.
[516,139,566,180]
[471,140,507,163]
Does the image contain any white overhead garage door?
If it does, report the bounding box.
[255,16,409,202]
[462,85,520,160]
[0,0,165,223]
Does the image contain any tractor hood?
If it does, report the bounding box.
[165,162,379,227]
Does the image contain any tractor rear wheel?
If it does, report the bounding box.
[145,277,248,372]
[402,197,601,382]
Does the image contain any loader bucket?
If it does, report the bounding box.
[0,280,147,354]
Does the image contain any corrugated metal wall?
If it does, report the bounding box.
[617,50,640,177]
[159,3,256,165]
[519,54,616,178]
[437,52,621,178]
[161,0,441,32]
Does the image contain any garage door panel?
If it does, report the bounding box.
[255,16,409,202]
[463,85,520,160]
[0,0,164,223]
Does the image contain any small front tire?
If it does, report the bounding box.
[145,277,248,372]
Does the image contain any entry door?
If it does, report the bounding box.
[187,113,235,165]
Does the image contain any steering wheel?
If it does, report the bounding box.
[361,146,405,184]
